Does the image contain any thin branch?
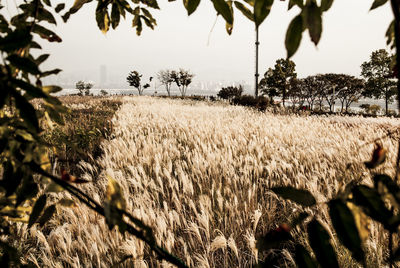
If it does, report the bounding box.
[31,164,188,268]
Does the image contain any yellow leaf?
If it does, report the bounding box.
[7,215,29,223]
[106,176,126,210]
[347,200,370,242]
[45,182,64,193]
[102,12,110,34]
[58,198,76,207]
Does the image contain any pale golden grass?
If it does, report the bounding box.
[13,96,400,267]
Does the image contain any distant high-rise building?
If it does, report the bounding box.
[100,65,107,88]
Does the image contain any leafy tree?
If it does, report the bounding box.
[318,73,347,113]
[361,49,397,115]
[259,58,297,106]
[100,89,108,96]
[157,69,174,96]
[217,85,243,100]
[76,81,94,96]
[302,75,324,110]
[171,69,194,97]
[287,78,305,108]
[336,75,364,113]
[127,71,152,96]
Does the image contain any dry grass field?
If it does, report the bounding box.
[13,96,400,267]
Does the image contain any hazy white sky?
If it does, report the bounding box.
[39,0,393,87]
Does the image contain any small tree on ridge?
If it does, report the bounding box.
[127,71,152,96]
[157,69,174,96]
[171,69,194,97]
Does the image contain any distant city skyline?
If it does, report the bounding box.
[41,0,392,89]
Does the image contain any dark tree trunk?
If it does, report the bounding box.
[386,90,389,115]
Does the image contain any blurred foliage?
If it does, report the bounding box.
[261,142,400,267]
[0,0,398,267]
[42,98,121,176]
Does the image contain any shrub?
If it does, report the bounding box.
[232,95,270,111]
[360,104,381,115]
[217,85,243,100]
[42,97,122,176]
[100,89,108,96]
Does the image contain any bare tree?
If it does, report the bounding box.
[157,69,174,96]
[171,69,195,97]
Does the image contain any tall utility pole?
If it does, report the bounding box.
[255,27,259,97]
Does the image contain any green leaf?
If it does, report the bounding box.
[0,29,32,52]
[30,41,42,49]
[184,0,201,15]
[307,219,339,268]
[351,185,393,229]
[370,0,388,10]
[55,3,65,13]
[96,8,111,34]
[111,3,120,29]
[62,0,92,22]
[329,199,365,263]
[16,176,38,207]
[0,14,9,33]
[285,15,303,58]
[305,1,322,45]
[0,161,23,197]
[11,79,47,99]
[321,0,333,12]
[42,85,63,94]
[7,55,41,75]
[35,54,50,65]
[211,0,233,25]
[141,8,157,25]
[386,20,395,49]
[254,0,273,28]
[132,15,142,35]
[142,0,160,9]
[28,195,47,228]
[41,68,62,77]
[234,1,253,21]
[38,205,56,227]
[32,24,62,42]
[43,0,51,6]
[373,174,400,206]
[38,7,57,25]
[243,0,255,6]
[13,92,40,133]
[294,244,318,268]
[288,0,303,10]
[271,186,316,206]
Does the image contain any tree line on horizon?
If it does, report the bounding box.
[119,48,396,115]
[127,68,195,97]
[217,48,396,115]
